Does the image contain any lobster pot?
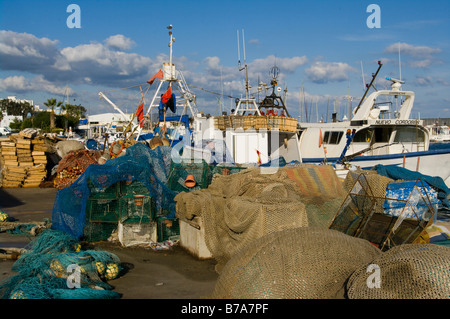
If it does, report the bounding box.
[287,118,298,132]
[267,116,280,130]
[278,117,297,132]
[213,117,222,130]
[119,180,150,196]
[87,199,119,223]
[244,116,256,130]
[278,117,287,131]
[214,116,231,130]
[84,222,117,242]
[157,216,180,242]
[167,160,210,192]
[230,116,245,130]
[119,194,156,224]
[254,116,268,130]
[118,221,157,247]
[88,180,119,200]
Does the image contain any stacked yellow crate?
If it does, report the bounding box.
[0,131,48,188]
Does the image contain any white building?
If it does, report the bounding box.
[78,112,135,139]
[6,96,41,112]
[1,96,39,128]
[0,115,22,129]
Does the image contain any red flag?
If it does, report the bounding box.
[162,86,172,103]
[319,129,323,148]
[147,69,163,85]
[256,149,262,165]
[135,103,144,127]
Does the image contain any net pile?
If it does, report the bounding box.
[54,149,103,189]
[52,143,176,239]
[0,229,122,299]
[210,227,382,299]
[282,164,347,228]
[175,164,346,272]
[347,243,450,299]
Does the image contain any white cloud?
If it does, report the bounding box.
[305,61,356,84]
[59,42,153,85]
[249,55,308,76]
[0,75,74,96]
[105,34,136,51]
[385,42,442,58]
[384,42,442,68]
[0,30,66,73]
[0,30,154,87]
[414,76,449,86]
[408,59,441,68]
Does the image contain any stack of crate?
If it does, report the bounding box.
[16,136,34,167]
[118,180,158,246]
[0,131,48,188]
[31,138,48,165]
[84,179,159,245]
[84,181,121,242]
[1,136,25,187]
[23,165,47,188]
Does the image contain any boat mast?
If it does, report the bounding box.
[234,29,261,116]
[354,61,382,115]
[168,24,174,85]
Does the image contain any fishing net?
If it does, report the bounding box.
[0,229,122,299]
[346,243,450,299]
[54,149,103,189]
[282,164,347,228]
[52,143,176,239]
[175,165,346,272]
[210,227,382,299]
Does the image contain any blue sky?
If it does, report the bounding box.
[0,0,449,120]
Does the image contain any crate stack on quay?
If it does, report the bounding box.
[0,129,49,188]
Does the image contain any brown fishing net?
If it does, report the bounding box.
[209,227,382,299]
[54,149,102,189]
[347,244,450,299]
[175,165,348,272]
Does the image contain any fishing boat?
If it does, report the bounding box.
[184,31,301,167]
[297,61,450,186]
[96,25,197,152]
[426,124,450,143]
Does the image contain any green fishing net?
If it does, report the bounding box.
[0,229,122,299]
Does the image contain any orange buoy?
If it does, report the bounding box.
[184,174,196,188]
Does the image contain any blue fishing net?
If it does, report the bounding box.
[0,229,122,299]
[51,143,177,239]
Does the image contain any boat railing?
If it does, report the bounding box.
[213,115,297,132]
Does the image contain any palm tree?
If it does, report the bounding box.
[44,98,63,131]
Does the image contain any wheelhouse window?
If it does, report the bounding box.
[374,127,393,143]
[353,128,373,143]
[353,127,393,143]
[323,131,344,144]
[394,127,425,143]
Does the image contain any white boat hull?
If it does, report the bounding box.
[305,148,450,187]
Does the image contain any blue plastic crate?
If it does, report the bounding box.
[383,181,440,220]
